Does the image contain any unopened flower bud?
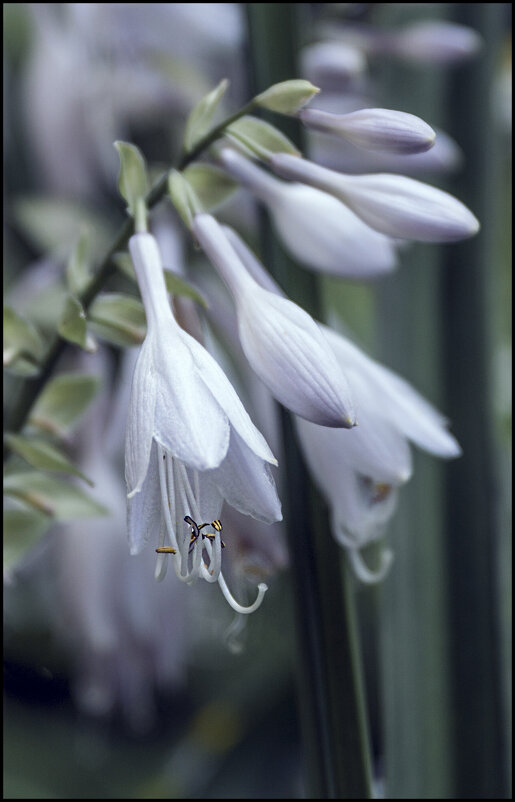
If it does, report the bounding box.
[300,107,436,155]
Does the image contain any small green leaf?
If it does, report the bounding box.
[4,506,53,573]
[4,472,108,520]
[168,169,196,229]
[89,292,147,346]
[114,141,149,217]
[183,78,229,153]
[29,373,101,436]
[183,163,238,211]
[57,294,97,352]
[254,80,320,114]
[163,273,208,308]
[14,197,114,259]
[66,229,91,295]
[225,115,300,160]
[4,433,94,486]
[3,305,44,377]
[114,252,208,309]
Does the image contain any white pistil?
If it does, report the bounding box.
[348,546,394,585]
[218,575,268,615]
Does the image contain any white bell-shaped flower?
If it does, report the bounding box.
[193,213,356,428]
[126,232,281,614]
[269,152,480,242]
[296,327,461,582]
[218,147,397,278]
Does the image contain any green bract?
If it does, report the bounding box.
[114,141,149,217]
[254,79,320,114]
[4,433,94,486]
[89,293,147,347]
[58,294,97,352]
[66,229,92,296]
[225,115,300,160]
[3,471,108,520]
[3,305,44,377]
[183,78,229,153]
[29,373,101,436]
[183,163,238,211]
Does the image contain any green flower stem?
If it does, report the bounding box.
[246,4,373,798]
[4,96,259,444]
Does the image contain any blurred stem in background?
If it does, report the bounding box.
[441,3,510,798]
[246,4,372,799]
[375,2,510,799]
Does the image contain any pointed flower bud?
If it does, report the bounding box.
[269,152,480,242]
[218,147,397,277]
[254,79,320,115]
[193,213,356,428]
[300,107,436,154]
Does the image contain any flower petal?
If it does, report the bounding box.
[151,331,231,471]
[125,338,157,496]
[269,153,480,242]
[208,429,283,524]
[179,327,278,464]
[322,325,461,458]
[126,440,161,554]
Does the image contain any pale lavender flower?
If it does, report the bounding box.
[218,147,397,277]
[193,213,356,428]
[269,152,480,242]
[225,228,461,581]
[126,231,281,614]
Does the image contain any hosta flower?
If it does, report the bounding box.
[299,107,436,154]
[218,147,397,278]
[269,152,480,242]
[296,327,461,582]
[225,231,461,581]
[193,212,356,427]
[126,231,281,614]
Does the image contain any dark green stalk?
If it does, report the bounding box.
[246,4,373,798]
[441,4,510,797]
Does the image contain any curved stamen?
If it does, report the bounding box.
[348,545,394,584]
[217,573,268,614]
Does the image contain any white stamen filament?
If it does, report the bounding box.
[348,546,394,584]
[154,444,267,613]
[217,575,268,614]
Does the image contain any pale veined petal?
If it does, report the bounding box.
[322,325,461,457]
[270,183,398,277]
[343,396,413,484]
[151,332,231,471]
[125,338,157,497]
[127,440,161,554]
[237,288,356,427]
[208,429,283,524]
[179,328,278,465]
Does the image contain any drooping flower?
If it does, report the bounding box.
[223,228,461,581]
[298,325,461,582]
[269,152,480,242]
[218,147,397,278]
[126,231,281,613]
[192,212,356,427]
